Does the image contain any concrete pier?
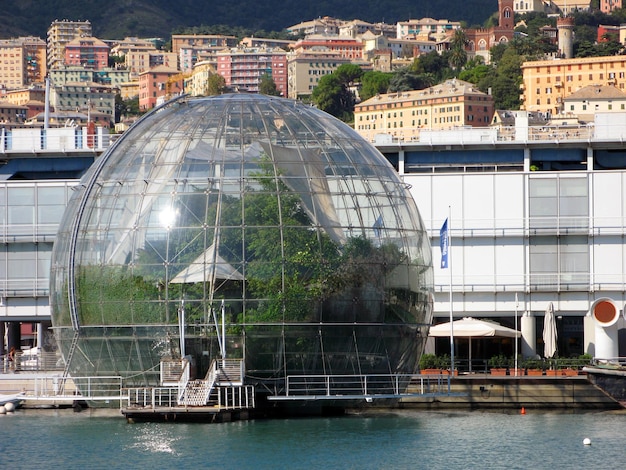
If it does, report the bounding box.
[401,375,622,410]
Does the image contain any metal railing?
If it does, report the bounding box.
[284,373,432,397]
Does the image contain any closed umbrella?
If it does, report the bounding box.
[429,317,521,372]
[543,302,558,359]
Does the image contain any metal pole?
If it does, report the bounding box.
[448,207,454,377]
[514,293,519,377]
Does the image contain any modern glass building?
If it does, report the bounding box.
[49,94,434,394]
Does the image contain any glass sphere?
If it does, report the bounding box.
[50,94,433,387]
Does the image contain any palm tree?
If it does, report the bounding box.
[449,29,468,70]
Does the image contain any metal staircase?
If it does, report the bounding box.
[177,359,244,406]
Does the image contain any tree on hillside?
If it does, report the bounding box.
[311,64,364,122]
[478,47,523,110]
[388,68,435,92]
[448,29,468,70]
[259,74,281,96]
[206,74,226,95]
[360,71,392,101]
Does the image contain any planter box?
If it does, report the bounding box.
[421,369,443,375]
[490,368,508,376]
[545,369,561,376]
[441,369,459,376]
[526,369,543,376]
[509,368,525,377]
[561,368,579,376]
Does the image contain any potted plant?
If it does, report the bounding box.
[523,358,544,376]
[489,354,509,376]
[437,354,458,376]
[419,353,442,374]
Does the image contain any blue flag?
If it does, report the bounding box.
[440,218,449,269]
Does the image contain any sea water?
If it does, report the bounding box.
[0,408,624,469]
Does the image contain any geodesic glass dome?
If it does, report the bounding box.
[50,94,433,388]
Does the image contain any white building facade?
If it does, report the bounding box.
[377,116,626,364]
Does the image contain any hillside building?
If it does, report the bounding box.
[47,19,92,70]
[562,84,626,122]
[216,47,287,95]
[138,65,183,111]
[48,66,130,88]
[396,18,461,40]
[354,79,495,143]
[124,50,178,78]
[521,55,626,116]
[290,35,364,61]
[0,37,47,90]
[464,0,515,64]
[64,36,109,70]
[600,0,623,13]
[286,50,351,99]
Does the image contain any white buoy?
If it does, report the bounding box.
[0,405,6,414]
[4,402,15,412]
[583,438,591,446]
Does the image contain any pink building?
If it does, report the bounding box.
[64,36,109,70]
[138,65,182,111]
[600,0,622,13]
[216,48,287,95]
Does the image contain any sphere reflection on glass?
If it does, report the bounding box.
[50,94,433,387]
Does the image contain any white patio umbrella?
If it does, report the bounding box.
[428,317,521,372]
[543,302,558,359]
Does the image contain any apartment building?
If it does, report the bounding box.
[216,47,287,95]
[49,82,116,126]
[184,61,215,97]
[287,51,351,99]
[513,0,547,14]
[171,35,237,55]
[550,0,592,14]
[0,37,47,90]
[354,79,495,142]
[49,66,130,88]
[286,17,343,36]
[290,35,364,61]
[396,18,461,40]
[600,0,622,13]
[562,84,626,122]
[124,50,178,78]
[47,19,92,70]
[3,87,45,120]
[64,36,109,70]
[138,65,182,111]
[521,55,626,115]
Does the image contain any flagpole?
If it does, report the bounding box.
[514,293,519,377]
[448,206,454,376]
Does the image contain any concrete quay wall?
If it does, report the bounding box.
[401,376,622,410]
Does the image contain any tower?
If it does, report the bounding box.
[498,0,514,31]
[557,16,575,59]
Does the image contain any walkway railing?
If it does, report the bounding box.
[279,373,450,399]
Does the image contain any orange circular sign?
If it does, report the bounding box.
[593,300,618,325]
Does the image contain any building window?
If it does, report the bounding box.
[529,177,588,230]
[529,235,589,290]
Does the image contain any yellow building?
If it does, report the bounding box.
[354,79,494,142]
[521,55,626,115]
[287,51,351,99]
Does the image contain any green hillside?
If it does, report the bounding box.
[0,0,497,39]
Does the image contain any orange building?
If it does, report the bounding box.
[520,55,626,115]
